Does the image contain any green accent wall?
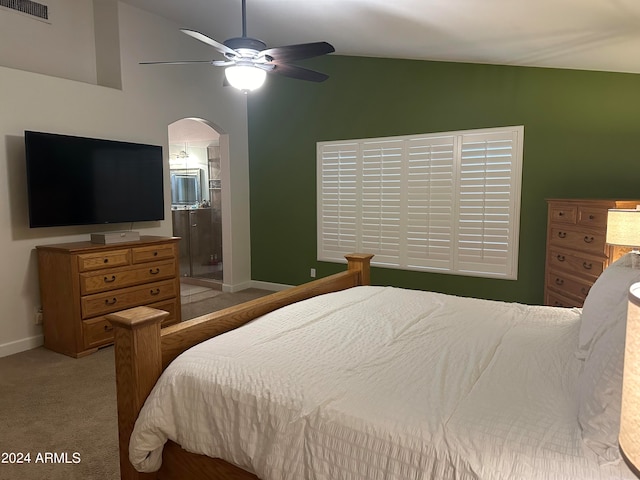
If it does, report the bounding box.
[247,55,640,304]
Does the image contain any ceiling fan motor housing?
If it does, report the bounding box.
[224,37,267,52]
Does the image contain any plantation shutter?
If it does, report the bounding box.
[317,126,523,279]
[360,139,404,266]
[317,142,359,262]
[405,135,456,271]
[456,130,522,277]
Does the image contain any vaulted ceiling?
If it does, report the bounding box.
[121,0,640,74]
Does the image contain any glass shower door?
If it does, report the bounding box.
[172,209,220,281]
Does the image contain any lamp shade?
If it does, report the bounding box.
[607,209,640,247]
[620,283,640,476]
[224,65,267,92]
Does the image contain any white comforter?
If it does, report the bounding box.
[130,286,634,479]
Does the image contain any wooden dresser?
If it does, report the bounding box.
[36,236,181,358]
[544,199,640,307]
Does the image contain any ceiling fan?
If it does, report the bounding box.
[141,0,335,93]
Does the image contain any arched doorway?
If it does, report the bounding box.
[168,118,226,290]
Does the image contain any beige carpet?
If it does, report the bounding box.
[0,288,271,480]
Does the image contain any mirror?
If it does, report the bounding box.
[170,168,202,206]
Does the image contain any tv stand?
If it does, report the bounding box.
[36,236,181,357]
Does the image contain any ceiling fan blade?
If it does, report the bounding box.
[180,29,238,57]
[270,63,329,82]
[261,41,335,63]
[212,60,236,67]
[139,60,214,65]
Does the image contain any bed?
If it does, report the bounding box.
[108,252,638,480]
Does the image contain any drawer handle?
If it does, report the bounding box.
[149,268,160,275]
[558,232,567,238]
[103,258,109,264]
[150,288,161,296]
[589,215,595,220]
[103,325,113,332]
[583,262,593,270]
[103,275,116,283]
[583,236,595,244]
[105,298,117,306]
[554,278,564,286]
[153,251,159,257]
[558,211,564,217]
[556,254,566,262]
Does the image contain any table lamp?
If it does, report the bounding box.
[607,209,640,254]
[621,283,640,476]
[612,208,640,475]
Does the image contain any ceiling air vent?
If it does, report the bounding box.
[0,0,48,20]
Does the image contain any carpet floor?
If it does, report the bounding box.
[0,288,271,480]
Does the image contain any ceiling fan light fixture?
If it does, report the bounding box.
[225,65,266,93]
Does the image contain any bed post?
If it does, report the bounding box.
[345,253,374,286]
[107,306,168,480]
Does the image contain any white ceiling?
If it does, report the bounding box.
[121,0,640,75]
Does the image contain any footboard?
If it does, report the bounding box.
[107,253,373,480]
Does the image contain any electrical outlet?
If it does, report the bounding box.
[310,268,316,278]
[34,308,43,325]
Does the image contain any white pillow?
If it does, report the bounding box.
[578,254,640,358]
[577,303,626,463]
[577,253,640,464]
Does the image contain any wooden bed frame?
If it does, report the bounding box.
[107,253,373,480]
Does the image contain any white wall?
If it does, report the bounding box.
[0,1,252,357]
[0,0,98,83]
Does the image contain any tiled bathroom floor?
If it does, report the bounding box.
[180,282,221,304]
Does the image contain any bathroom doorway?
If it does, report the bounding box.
[168,118,223,288]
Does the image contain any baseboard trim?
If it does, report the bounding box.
[221,280,292,293]
[249,280,292,292]
[0,334,44,358]
[221,280,253,293]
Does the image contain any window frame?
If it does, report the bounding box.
[317,125,524,280]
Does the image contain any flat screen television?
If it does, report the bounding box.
[25,131,165,228]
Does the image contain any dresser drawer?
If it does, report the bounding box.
[148,298,179,327]
[79,261,176,295]
[77,249,130,272]
[548,248,605,279]
[82,316,115,349]
[549,205,577,224]
[549,227,606,255]
[547,270,592,302]
[80,279,177,318]
[577,206,608,229]
[545,290,583,308]
[82,297,179,349]
[132,244,175,264]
